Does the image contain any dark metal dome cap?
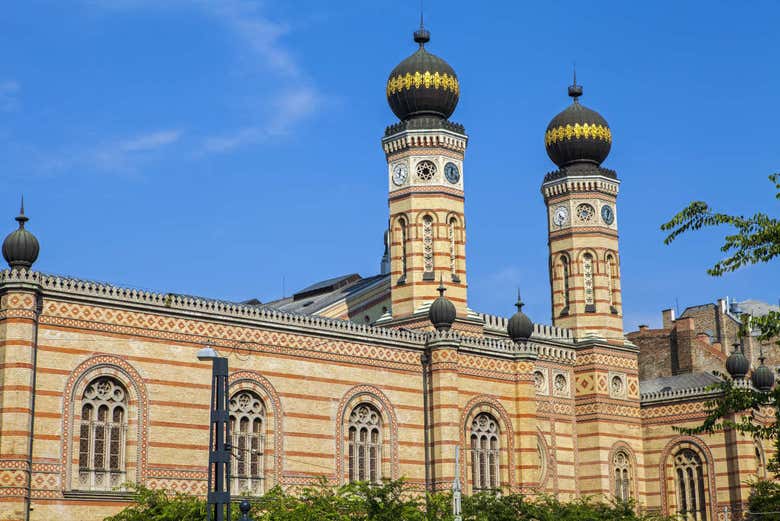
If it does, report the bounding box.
[428,278,456,331]
[752,356,775,392]
[507,292,533,342]
[2,199,39,270]
[387,25,459,121]
[545,80,611,168]
[725,344,750,380]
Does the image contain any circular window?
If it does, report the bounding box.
[534,371,545,392]
[576,203,595,222]
[416,160,437,180]
[554,374,567,393]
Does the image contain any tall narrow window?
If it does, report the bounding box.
[448,217,458,280]
[583,253,595,311]
[230,390,266,495]
[613,450,632,501]
[78,377,127,490]
[348,404,382,483]
[422,215,434,274]
[560,256,571,314]
[399,218,408,282]
[674,449,707,521]
[606,254,618,311]
[470,413,500,492]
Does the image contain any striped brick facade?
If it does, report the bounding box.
[0,270,770,521]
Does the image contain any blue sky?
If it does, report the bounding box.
[1,0,777,330]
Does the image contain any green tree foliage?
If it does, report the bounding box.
[747,479,780,521]
[661,174,780,276]
[105,481,675,521]
[662,173,780,473]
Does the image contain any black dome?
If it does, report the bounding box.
[752,358,775,392]
[545,82,611,168]
[507,294,533,342]
[429,280,456,332]
[2,201,39,270]
[725,345,749,380]
[387,26,459,121]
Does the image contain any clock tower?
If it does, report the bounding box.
[541,79,624,342]
[381,23,469,325]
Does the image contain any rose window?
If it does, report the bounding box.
[576,203,595,223]
[416,160,437,181]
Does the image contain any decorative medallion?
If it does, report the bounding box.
[444,162,460,184]
[576,203,595,223]
[416,160,437,181]
[392,163,408,186]
[554,373,567,394]
[534,371,545,393]
[601,204,615,225]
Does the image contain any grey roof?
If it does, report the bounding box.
[262,273,389,316]
[640,371,722,397]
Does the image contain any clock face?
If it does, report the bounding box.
[392,163,408,186]
[444,162,460,184]
[601,204,615,225]
[553,206,569,227]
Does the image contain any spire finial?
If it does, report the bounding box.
[437,274,446,297]
[413,0,430,46]
[515,288,524,311]
[568,63,583,102]
[15,195,29,228]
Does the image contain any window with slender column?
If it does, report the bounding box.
[422,215,434,274]
[398,217,408,281]
[78,377,127,490]
[613,450,632,501]
[560,255,571,313]
[606,254,618,309]
[755,442,766,478]
[470,413,500,492]
[448,217,457,279]
[348,404,382,483]
[583,253,595,310]
[229,390,266,495]
[674,449,707,521]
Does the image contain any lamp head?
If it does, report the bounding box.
[197,346,220,361]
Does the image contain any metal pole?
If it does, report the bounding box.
[207,357,231,521]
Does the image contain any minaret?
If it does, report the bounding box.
[541,77,624,342]
[381,22,469,325]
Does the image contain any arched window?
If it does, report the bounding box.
[398,218,408,281]
[583,253,595,311]
[470,413,500,491]
[422,215,434,274]
[348,404,382,483]
[230,390,266,495]
[448,217,458,280]
[613,450,632,501]
[674,449,707,521]
[755,441,766,478]
[560,255,571,313]
[606,254,618,311]
[78,377,127,490]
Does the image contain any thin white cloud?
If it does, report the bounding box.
[86,0,323,153]
[203,85,322,153]
[0,81,20,112]
[90,130,182,170]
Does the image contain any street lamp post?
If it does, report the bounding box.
[198,347,231,521]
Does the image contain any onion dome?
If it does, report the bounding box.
[545,75,611,168]
[507,292,533,342]
[2,198,39,270]
[429,278,456,332]
[725,343,750,380]
[752,353,775,392]
[386,22,459,121]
